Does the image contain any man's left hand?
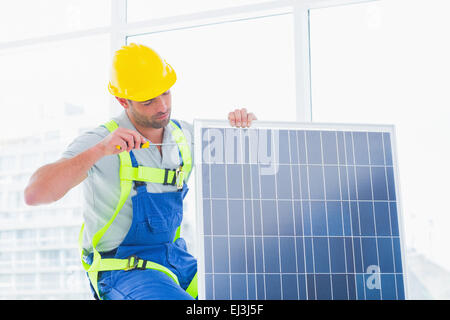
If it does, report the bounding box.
[228,108,257,128]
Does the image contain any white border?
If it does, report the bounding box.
[194,119,408,300]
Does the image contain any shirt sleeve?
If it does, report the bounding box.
[61,126,109,175]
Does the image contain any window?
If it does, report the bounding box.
[0,0,111,42]
[40,273,60,289]
[0,275,13,290]
[16,230,36,248]
[0,0,109,300]
[128,13,295,124]
[39,250,61,267]
[16,274,36,290]
[15,252,36,269]
[20,154,40,171]
[128,13,295,253]
[0,156,16,172]
[309,0,450,299]
[0,252,13,268]
[39,228,61,247]
[0,35,110,141]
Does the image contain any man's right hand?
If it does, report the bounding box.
[98,128,148,155]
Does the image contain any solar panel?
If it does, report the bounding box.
[194,120,407,300]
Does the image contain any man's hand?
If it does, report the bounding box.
[228,108,257,128]
[98,127,147,155]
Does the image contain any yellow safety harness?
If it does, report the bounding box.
[78,119,197,299]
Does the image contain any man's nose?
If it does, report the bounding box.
[155,96,168,113]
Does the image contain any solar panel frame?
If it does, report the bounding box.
[194,119,408,300]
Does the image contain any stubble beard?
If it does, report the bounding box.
[130,105,171,129]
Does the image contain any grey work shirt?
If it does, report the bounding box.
[61,111,194,253]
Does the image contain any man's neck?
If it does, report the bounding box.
[140,126,164,145]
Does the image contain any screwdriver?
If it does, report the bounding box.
[115,141,190,150]
[116,141,150,150]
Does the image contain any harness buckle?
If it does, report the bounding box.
[124,255,147,271]
[133,180,146,190]
[175,167,184,190]
[163,167,184,189]
[163,168,177,186]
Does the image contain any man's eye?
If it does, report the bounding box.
[144,100,153,105]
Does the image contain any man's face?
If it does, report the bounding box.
[127,90,172,129]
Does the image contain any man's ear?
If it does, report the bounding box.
[115,96,130,109]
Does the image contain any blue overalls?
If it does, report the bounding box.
[81,119,197,300]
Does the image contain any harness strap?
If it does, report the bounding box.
[104,119,119,132]
[169,121,192,177]
[186,272,198,298]
[86,149,133,298]
[119,165,180,185]
[98,256,180,285]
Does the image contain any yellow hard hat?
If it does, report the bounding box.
[108,43,177,102]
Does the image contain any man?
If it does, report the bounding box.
[24,43,257,300]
